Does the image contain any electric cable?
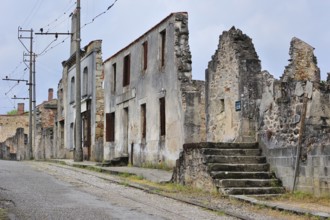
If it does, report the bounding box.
[22,0,43,27]
[41,2,76,33]
[81,0,118,30]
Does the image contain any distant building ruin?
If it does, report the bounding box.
[0,104,29,160]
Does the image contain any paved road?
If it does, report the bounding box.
[0,160,236,220]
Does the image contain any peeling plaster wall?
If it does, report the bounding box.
[57,40,104,161]
[103,13,205,167]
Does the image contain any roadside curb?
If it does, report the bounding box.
[230,195,330,220]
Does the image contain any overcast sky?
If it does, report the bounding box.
[0,0,329,114]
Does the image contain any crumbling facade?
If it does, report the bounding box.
[258,38,330,195]
[206,27,262,143]
[176,27,330,195]
[103,12,205,167]
[53,39,104,161]
[34,89,57,160]
[0,104,29,160]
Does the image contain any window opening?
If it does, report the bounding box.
[106,112,115,142]
[159,97,166,136]
[123,55,130,86]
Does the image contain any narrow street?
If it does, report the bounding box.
[0,160,236,220]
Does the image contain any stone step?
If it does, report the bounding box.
[204,155,266,164]
[241,136,256,143]
[220,187,285,195]
[210,171,275,179]
[200,142,258,149]
[215,179,281,188]
[208,163,270,172]
[202,148,261,156]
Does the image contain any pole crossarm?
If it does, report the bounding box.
[18,27,33,53]
[35,32,73,39]
[12,96,29,100]
[2,77,28,83]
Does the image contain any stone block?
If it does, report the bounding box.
[312,157,321,167]
[306,81,313,98]
[325,156,330,166]
[320,145,330,155]
[294,82,304,97]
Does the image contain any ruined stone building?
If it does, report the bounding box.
[0,103,28,160]
[206,27,262,143]
[103,12,205,167]
[2,10,328,196]
[34,88,57,160]
[174,27,330,196]
[258,37,330,195]
[53,38,104,161]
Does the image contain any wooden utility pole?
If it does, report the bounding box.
[74,0,83,161]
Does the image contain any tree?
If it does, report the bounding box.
[7,109,18,115]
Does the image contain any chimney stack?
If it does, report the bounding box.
[70,12,77,56]
[17,103,24,115]
[48,88,54,101]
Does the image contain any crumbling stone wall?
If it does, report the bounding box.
[205,27,262,143]
[172,143,215,191]
[202,27,330,195]
[90,40,104,162]
[259,37,330,195]
[181,80,206,143]
[0,128,28,160]
[0,115,28,143]
[53,79,69,159]
[282,38,320,82]
[0,143,10,160]
[34,100,57,160]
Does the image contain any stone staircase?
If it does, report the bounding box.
[205,143,285,195]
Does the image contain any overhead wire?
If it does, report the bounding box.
[4,61,24,79]
[5,82,19,96]
[38,36,70,56]
[21,0,43,27]
[3,0,120,112]
[41,2,76,33]
[81,0,118,30]
[40,0,119,56]
[37,38,58,56]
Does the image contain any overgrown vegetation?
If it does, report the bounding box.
[141,162,173,171]
[0,208,8,220]
[6,109,17,115]
[279,191,330,207]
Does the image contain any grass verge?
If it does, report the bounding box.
[0,208,8,220]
